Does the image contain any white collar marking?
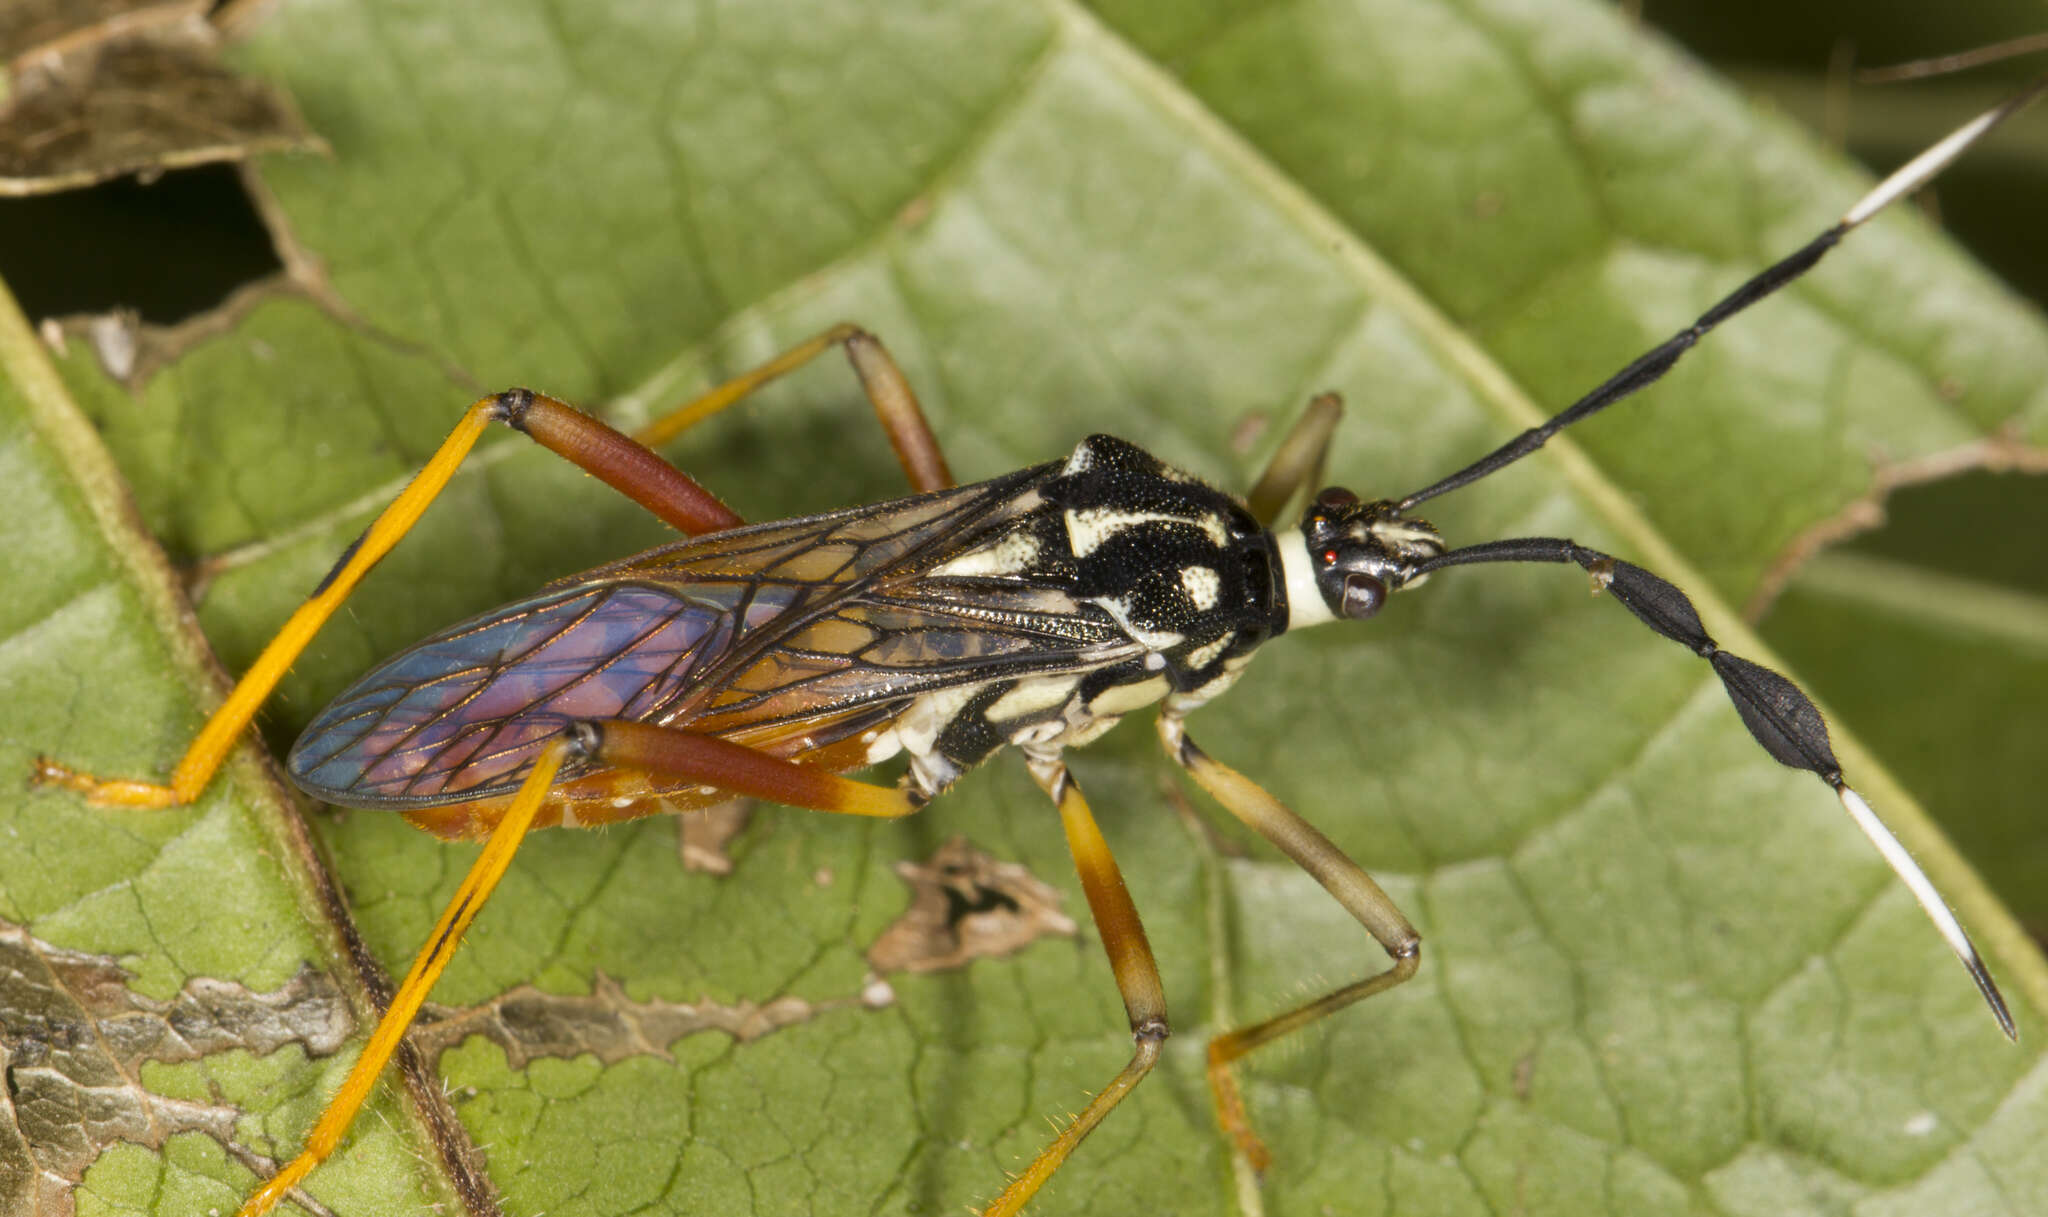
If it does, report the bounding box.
[1276,530,1336,631]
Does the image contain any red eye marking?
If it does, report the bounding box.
[1322,549,1338,564]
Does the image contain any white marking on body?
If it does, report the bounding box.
[985,675,1079,722]
[1179,564,1220,610]
[931,529,1042,578]
[1183,633,1231,670]
[1087,675,1170,717]
[1277,530,1336,630]
[868,684,987,800]
[1064,507,1228,558]
[1009,718,1068,748]
[1010,664,1171,753]
[1143,652,1166,671]
[1090,595,1184,650]
[1046,716,1119,751]
[1369,520,1442,549]
[1166,665,1246,715]
[895,684,982,758]
[909,750,961,799]
[1062,441,1096,475]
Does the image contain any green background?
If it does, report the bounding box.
[3,2,2045,1216]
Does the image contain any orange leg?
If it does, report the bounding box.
[237,732,575,1217]
[581,718,921,819]
[981,755,1169,1217]
[31,390,732,809]
[1156,713,1420,1173]
[635,322,953,493]
[32,325,950,810]
[237,720,921,1216]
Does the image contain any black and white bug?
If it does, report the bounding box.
[34,72,2040,1217]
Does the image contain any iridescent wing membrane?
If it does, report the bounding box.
[288,463,1129,829]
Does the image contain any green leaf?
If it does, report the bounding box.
[1767,531,2048,935]
[7,2,2047,1217]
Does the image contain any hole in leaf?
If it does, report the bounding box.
[0,163,281,324]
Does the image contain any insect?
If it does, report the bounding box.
[31,81,2038,1217]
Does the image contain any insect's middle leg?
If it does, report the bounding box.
[981,754,1169,1217]
[634,323,954,492]
[1156,713,1420,1171]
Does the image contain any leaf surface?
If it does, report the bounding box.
[7,2,2048,1216]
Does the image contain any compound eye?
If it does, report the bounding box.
[1340,572,1386,620]
[1313,487,1359,513]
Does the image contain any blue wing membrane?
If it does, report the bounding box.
[287,583,758,806]
[286,467,1122,811]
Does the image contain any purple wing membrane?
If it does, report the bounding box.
[288,583,754,805]
[287,468,1116,810]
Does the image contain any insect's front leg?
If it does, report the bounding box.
[980,753,1170,1217]
[1244,391,1343,525]
[1155,712,1421,1172]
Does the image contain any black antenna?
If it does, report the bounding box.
[1397,78,2048,512]
[1391,84,2048,1040]
[1411,540,2017,1039]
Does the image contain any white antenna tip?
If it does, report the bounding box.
[1844,78,2048,228]
[1836,785,2016,1040]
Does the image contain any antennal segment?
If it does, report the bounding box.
[1413,538,2018,1040]
[1397,77,2048,511]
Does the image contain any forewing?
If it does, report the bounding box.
[288,582,746,805]
[690,582,1131,743]
[584,468,1047,589]
[656,470,1133,739]
[290,466,1128,808]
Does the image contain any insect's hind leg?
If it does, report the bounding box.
[35,326,949,809]
[237,732,580,1217]
[980,754,1170,1217]
[634,323,954,492]
[576,719,921,819]
[32,388,740,808]
[1155,713,1420,1171]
